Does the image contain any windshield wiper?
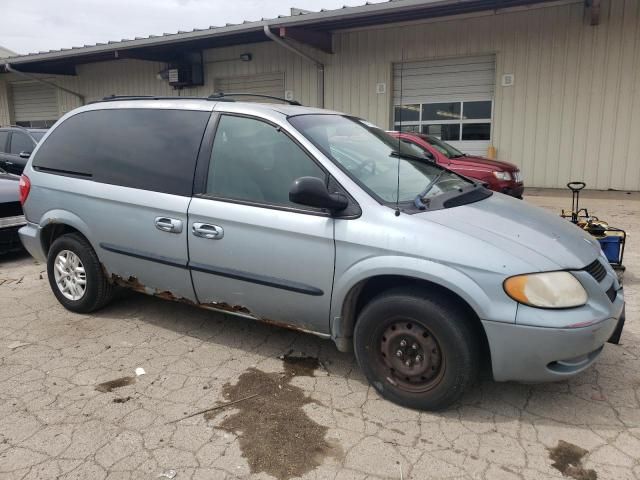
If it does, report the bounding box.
[414,171,446,210]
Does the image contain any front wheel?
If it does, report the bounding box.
[354,288,480,410]
[47,233,114,313]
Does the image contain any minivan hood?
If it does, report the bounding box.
[450,155,518,172]
[421,193,600,270]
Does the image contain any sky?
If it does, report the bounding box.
[0,0,386,55]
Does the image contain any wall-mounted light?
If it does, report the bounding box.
[239,53,252,62]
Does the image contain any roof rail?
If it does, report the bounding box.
[97,95,234,103]
[97,93,302,106]
[207,92,302,106]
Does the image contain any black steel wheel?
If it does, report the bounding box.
[354,286,480,410]
[379,320,445,393]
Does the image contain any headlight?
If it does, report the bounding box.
[493,171,511,181]
[503,272,588,308]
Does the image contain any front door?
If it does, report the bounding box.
[4,131,33,174]
[0,130,11,172]
[188,114,335,334]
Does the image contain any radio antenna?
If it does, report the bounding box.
[395,48,405,217]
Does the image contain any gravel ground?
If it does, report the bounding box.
[0,190,638,480]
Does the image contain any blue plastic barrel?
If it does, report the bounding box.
[598,236,622,263]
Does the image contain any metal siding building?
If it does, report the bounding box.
[1,0,639,190]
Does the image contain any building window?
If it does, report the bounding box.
[422,103,462,121]
[393,100,492,141]
[422,124,461,141]
[393,104,420,123]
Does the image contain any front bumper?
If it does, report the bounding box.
[484,288,624,383]
[18,221,46,262]
[500,183,524,198]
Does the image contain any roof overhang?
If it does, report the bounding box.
[1,0,561,75]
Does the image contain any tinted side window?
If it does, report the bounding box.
[33,109,210,196]
[10,132,33,154]
[0,132,8,153]
[206,115,326,208]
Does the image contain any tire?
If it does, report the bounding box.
[354,287,480,410]
[47,233,114,313]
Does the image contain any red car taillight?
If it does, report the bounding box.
[18,175,31,205]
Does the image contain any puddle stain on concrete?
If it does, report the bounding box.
[282,353,320,377]
[548,440,597,480]
[95,376,136,393]
[112,396,133,404]
[206,356,341,480]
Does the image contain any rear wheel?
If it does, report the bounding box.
[47,233,114,313]
[354,287,480,410]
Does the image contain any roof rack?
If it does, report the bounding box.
[207,92,302,106]
[97,94,233,103]
[97,93,302,106]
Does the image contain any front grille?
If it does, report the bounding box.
[584,259,607,283]
[606,286,617,302]
[0,201,22,218]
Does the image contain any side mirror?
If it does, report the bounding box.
[289,176,348,212]
[425,151,435,161]
[19,151,31,159]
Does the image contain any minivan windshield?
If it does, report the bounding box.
[289,114,474,204]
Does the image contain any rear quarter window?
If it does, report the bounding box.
[33,108,210,196]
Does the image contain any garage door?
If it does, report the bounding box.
[11,81,59,127]
[214,72,285,102]
[393,55,496,156]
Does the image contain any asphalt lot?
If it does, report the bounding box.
[1,190,639,480]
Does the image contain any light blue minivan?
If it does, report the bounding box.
[18,96,625,410]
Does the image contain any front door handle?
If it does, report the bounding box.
[154,217,183,233]
[192,223,224,240]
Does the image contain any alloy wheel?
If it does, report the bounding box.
[53,250,87,301]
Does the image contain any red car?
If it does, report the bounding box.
[388,132,524,198]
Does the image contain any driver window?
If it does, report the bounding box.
[10,132,33,155]
[206,115,327,208]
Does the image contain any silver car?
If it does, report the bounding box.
[17,97,625,410]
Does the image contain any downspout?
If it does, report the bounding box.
[4,63,85,105]
[586,0,601,26]
[263,25,324,108]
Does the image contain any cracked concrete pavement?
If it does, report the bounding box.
[0,190,639,480]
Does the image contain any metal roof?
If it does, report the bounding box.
[1,0,556,72]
